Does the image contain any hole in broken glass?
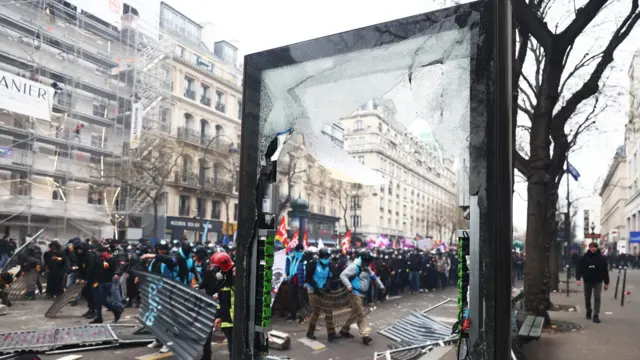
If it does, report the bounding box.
[258,25,472,186]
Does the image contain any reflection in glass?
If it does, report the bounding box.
[258,25,472,195]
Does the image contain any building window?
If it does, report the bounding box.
[185,21,200,42]
[160,108,170,128]
[233,203,239,221]
[179,195,191,216]
[214,42,238,64]
[161,66,173,91]
[10,172,29,196]
[52,183,66,200]
[237,100,242,120]
[351,196,361,209]
[175,45,185,58]
[92,101,106,117]
[91,134,103,148]
[211,200,221,219]
[354,120,363,131]
[215,90,226,113]
[57,91,73,108]
[184,76,196,100]
[200,83,212,106]
[351,215,361,228]
[87,185,102,205]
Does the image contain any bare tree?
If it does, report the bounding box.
[511,0,640,320]
[112,135,185,239]
[447,207,469,244]
[433,213,446,242]
[210,155,240,235]
[331,180,352,232]
[277,150,308,219]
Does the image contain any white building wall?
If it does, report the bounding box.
[161,22,243,233]
[625,51,640,253]
[600,156,627,245]
[338,108,457,241]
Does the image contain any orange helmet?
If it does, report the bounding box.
[210,252,234,272]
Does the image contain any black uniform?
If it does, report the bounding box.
[576,249,609,321]
[91,252,123,323]
[75,243,97,316]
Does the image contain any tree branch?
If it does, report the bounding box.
[512,0,554,49]
[558,49,604,96]
[571,98,603,150]
[553,0,640,130]
[514,151,531,178]
[559,0,612,46]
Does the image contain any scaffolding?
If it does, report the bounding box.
[0,0,174,241]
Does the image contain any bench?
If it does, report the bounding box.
[517,315,544,341]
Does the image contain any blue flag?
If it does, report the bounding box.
[223,234,230,246]
[567,162,580,181]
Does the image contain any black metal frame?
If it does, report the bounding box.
[237,1,512,359]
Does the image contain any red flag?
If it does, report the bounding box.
[275,217,288,248]
[288,228,299,252]
[303,229,309,249]
[341,230,352,255]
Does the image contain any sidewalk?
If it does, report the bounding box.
[522,269,639,360]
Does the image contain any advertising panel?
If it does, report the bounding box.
[129,102,143,149]
[0,70,54,121]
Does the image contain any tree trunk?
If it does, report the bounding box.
[342,205,349,232]
[152,201,159,240]
[524,172,551,323]
[547,188,560,292]
[549,241,560,292]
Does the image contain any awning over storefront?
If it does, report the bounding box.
[165,216,223,243]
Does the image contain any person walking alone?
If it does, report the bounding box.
[576,242,609,323]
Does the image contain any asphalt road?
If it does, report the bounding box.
[0,286,460,360]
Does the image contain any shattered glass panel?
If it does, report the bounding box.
[256,12,477,192]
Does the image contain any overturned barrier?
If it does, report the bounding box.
[134,270,218,360]
[296,287,371,328]
[374,338,458,360]
[379,310,453,345]
[6,277,26,301]
[44,284,84,318]
[0,324,153,356]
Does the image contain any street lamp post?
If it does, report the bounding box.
[199,134,234,243]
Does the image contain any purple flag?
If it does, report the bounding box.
[402,237,415,249]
